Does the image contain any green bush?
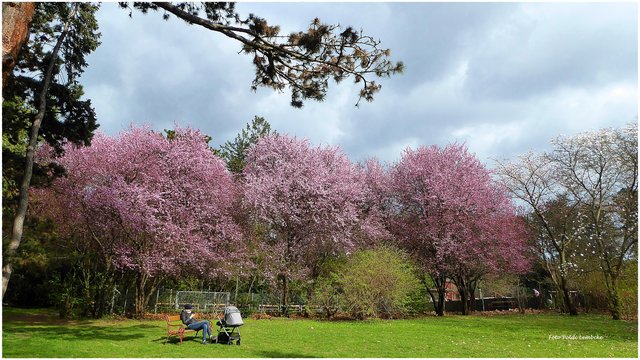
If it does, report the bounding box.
[618,261,637,320]
[310,247,423,319]
[310,272,344,318]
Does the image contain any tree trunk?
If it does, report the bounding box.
[425,274,446,316]
[280,274,288,317]
[436,289,445,316]
[607,290,621,320]
[94,271,115,319]
[2,4,78,299]
[453,276,469,315]
[604,273,622,320]
[144,278,161,314]
[81,267,92,318]
[2,2,36,89]
[134,273,148,319]
[468,283,477,313]
[459,288,469,315]
[559,278,577,316]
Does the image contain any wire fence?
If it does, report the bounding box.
[105,285,604,317]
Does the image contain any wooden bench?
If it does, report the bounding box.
[164,315,210,345]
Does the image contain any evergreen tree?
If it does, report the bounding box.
[2,2,101,297]
[219,116,275,175]
[120,2,404,107]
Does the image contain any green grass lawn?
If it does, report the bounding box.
[2,307,637,358]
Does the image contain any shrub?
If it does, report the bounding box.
[311,272,344,318]
[618,261,638,321]
[341,246,422,319]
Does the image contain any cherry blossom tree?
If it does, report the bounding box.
[33,125,242,318]
[390,143,530,315]
[242,134,373,313]
[355,158,394,245]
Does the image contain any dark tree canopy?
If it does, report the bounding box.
[2,2,102,298]
[119,2,404,107]
[3,2,101,210]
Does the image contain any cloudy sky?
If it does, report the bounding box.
[81,2,637,166]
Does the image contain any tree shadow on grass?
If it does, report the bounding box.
[255,350,317,358]
[7,324,151,342]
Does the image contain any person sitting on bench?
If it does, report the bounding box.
[180,304,212,344]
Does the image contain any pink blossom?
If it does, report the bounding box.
[32,125,242,279]
[389,143,530,278]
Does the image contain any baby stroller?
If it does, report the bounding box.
[212,306,243,345]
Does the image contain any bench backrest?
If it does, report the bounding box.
[166,315,181,323]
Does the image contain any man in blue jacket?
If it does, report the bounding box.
[180,304,212,344]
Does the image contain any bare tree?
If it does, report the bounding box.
[497,123,638,319]
[496,152,579,315]
[549,124,637,320]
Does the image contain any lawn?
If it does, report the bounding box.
[2,307,637,358]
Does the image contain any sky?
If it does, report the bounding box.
[81,2,638,166]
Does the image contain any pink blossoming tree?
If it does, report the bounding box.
[389,143,530,315]
[243,134,376,312]
[33,125,242,318]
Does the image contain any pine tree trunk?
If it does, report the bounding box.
[2,2,36,88]
[2,4,78,299]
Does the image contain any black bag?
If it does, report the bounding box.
[216,332,231,344]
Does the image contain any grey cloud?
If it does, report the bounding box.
[80,2,637,169]
[463,3,637,101]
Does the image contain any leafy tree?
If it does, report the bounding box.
[218,116,275,175]
[243,134,374,314]
[120,2,404,107]
[33,126,242,318]
[2,2,101,297]
[390,143,530,316]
